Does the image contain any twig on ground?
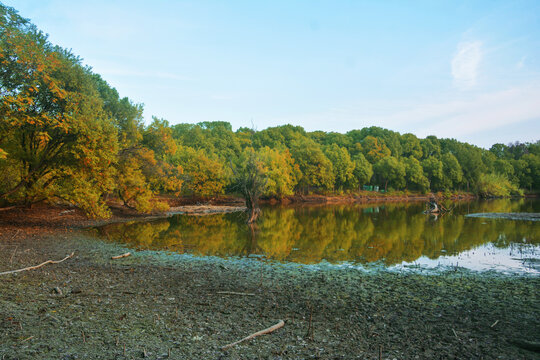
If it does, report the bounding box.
[222,320,285,350]
[111,252,131,260]
[9,244,18,264]
[0,252,74,276]
[452,328,459,339]
[490,320,499,328]
[216,291,255,296]
[9,229,21,242]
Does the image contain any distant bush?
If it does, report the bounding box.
[475,173,522,198]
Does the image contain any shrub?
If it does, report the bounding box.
[475,173,522,198]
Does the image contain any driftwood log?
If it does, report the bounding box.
[111,252,131,260]
[217,291,255,296]
[222,320,285,350]
[0,252,74,276]
[424,198,453,215]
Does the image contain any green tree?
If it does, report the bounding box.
[519,154,540,191]
[421,136,441,159]
[232,148,267,223]
[323,144,355,190]
[422,156,444,191]
[373,156,406,191]
[257,147,300,198]
[401,133,423,159]
[441,153,463,189]
[493,159,515,182]
[489,143,510,159]
[291,138,334,192]
[361,135,391,163]
[404,157,429,191]
[173,146,228,197]
[352,153,373,189]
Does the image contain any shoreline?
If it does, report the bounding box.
[0,228,538,359]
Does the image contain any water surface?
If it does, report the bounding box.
[91,199,539,274]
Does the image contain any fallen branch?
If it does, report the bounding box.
[222,320,284,350]
[0,206,17,212]
[111,252,131,260]
[21,336,34,343]
[0,252,74,276]
[217,291,255,296]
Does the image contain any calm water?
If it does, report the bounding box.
[91,199,540,274]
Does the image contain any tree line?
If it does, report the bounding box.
[1,4,538,218]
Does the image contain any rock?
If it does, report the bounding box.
[52,287,62,295]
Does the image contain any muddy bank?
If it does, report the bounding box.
[168,205,246,216]
[466,212,540,221]
[263,193,476,205]
[0,227,539,359]
[163,192,477,207]
[0,203,248,233]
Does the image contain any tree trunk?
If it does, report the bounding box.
[247,206,260,224]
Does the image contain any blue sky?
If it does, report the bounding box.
[4,0,540,148]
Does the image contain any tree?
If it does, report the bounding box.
[373,156,406,191]
[232,149,267,223]
[361,136,391,163]
[352,153,373,189]
[441,153,463,189]
[0,6,118,216]
[257,147,300,198]
[401,133,423,159]
[290,138,334,192]
[173,145,228,197]
[404,157,429,191]
[489,143,510,159]
[252,124,306,150]
[493,159,515,182]
[323,144,355,190]
[421,157,444,191]
[519,154,540,191]
[348,127,402,157]
[420,136,441,159]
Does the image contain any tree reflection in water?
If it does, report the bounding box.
[92,199,539,267]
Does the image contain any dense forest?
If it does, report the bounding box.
[1,4,539,218]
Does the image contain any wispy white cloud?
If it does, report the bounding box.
[451,41,482,89]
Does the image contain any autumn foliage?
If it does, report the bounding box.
[1,4,538,218]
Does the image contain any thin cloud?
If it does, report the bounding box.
[418,86,540,138]
[451,41,482,89]
[266,84,540,148]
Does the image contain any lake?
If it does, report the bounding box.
[91,198,539,274]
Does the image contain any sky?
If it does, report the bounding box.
[3,0,540,148]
